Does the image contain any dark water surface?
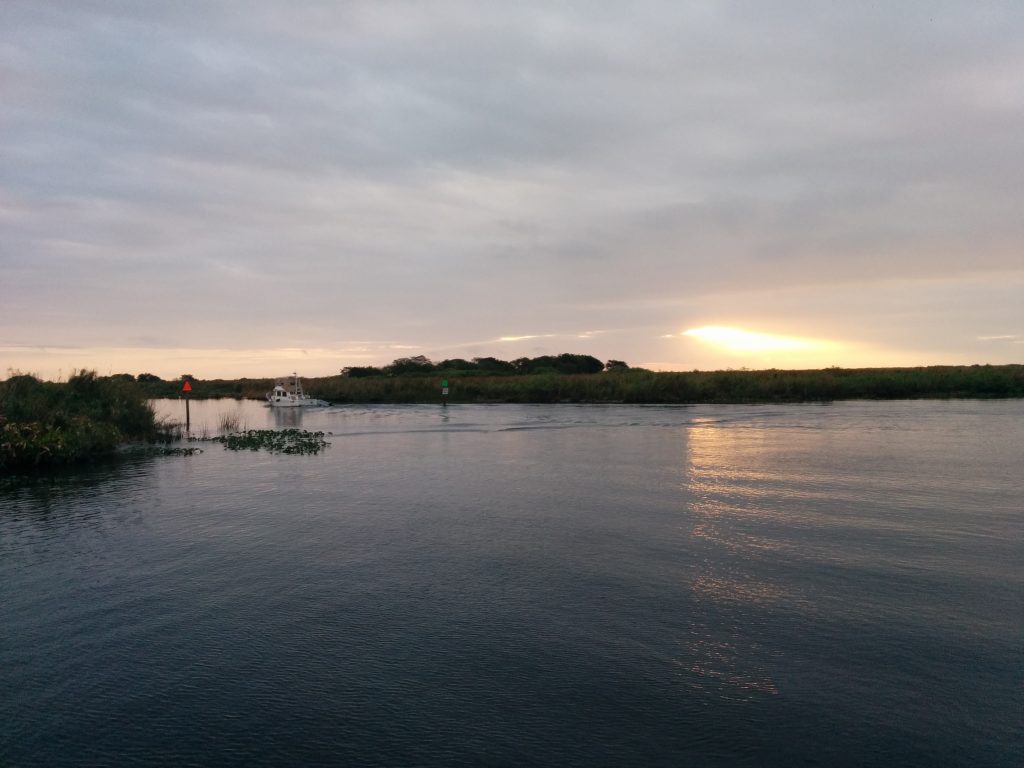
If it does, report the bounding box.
[2,400,1021,767]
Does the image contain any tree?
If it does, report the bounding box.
[473,357,516,374]
[605,360,630,372]
[341,366,384,378]
[386,355,435,376]
[555,354,604,374]
[438,358,478,371]
[511,354,604,375]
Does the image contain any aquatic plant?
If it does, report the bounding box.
[122,445,203,458]
[209,429,330,455]
[217,411,245,433]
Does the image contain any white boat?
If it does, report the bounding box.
[266,373,328,407]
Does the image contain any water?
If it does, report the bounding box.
[2,400,1021,767]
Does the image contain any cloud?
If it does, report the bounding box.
[1,2,1022,377]
[978,335,1023,343]
[498,334,555,343]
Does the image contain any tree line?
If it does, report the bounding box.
[7,364,1021,470]
[7,363,1023,407]
[342,353,632,378]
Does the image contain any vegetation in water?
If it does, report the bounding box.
[217,411,246,433]
[0,370,172,471]
[123,445,204,458]
[127,354,614,399]
[117,356,1024,404]
[204,429,330,455]
[3,359,1014,474]
[288,363,1024,404]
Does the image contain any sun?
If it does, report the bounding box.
[682,326,826,354]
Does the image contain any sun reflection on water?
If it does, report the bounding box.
[672,419,827,699]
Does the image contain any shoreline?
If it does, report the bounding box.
[132,364,1024,404]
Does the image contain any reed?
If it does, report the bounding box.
[305,365,1024,404]
[89,356,1019,404]
[217,410,245,433]
[0,370,168,471]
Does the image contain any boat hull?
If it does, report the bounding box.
[266,374,326,407]
[266,397,326,408]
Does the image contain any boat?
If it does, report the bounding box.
[266,373,328,407]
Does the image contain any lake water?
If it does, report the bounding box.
[2,399,1021,767]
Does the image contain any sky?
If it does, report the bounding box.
[2,1,1022,380]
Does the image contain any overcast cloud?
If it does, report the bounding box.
[2,1,1022,377]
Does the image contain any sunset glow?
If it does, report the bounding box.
[498,335,554,343]
[682,326,832,355]
[2,3,1021,378]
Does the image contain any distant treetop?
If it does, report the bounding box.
[339,353,627,378]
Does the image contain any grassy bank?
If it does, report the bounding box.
[1,371,167,471]
[135,376,273,400]
[304,365,1024,404]
[142,364,1022,403]
[7,365,1020,452]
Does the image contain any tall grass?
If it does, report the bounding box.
[134,377,272,399]
[0,370,166,470]
[306,365,1024,404]
[217,410,245,433]
[17,365,1022,415]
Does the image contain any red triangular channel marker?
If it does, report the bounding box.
[181,381,192,393]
